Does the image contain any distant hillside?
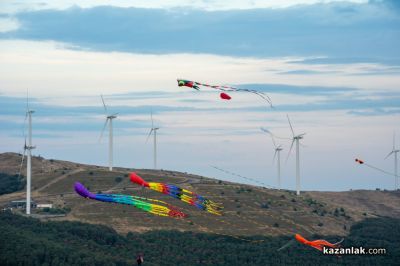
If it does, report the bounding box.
[1,211,399,266]
[1,152,400,237]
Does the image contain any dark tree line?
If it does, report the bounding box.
[0,172,24,195]
[0,211,399,265]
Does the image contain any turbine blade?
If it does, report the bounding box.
[385,151,394,160]
[286,139,295,163]
[146,129,154,143]
[26,89,29,111]
[287,114,295,137]
[22,112,28,140]
[260,127,271,134]
[100,94,108,113]
[393,131,396,150]
[260,127,279,148]
[151,109,154,129]
[99,118,109,142]
[273,150,278,163]
[17,142,27,179]
[270,134,278,148]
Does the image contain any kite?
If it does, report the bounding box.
[129,172,223,215]
[177,79,272,107]
[355,158,396,177]
[74,182,186,218]
[278,234,344,253]
[220,92,231,100]
[295,234,344,252]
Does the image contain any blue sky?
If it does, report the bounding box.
[0,0,399,191]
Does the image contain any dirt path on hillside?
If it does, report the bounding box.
[36,168,84,193]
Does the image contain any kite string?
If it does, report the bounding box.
[211,166,278,189]
[210,166,315,234]
[193,81,273,107]
[363,163,396,177]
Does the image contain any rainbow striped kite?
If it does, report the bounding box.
[130,173,222,215]
[74,182,186,218]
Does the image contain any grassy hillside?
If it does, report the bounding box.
[0,152,399,238]
[0,211,399,266]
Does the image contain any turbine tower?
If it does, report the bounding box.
[18,95,36,215]
[385,132,399,190]
[146,111,159,169]
[261,127,283,190]
[99,95,118,171]
[286,115,306,196]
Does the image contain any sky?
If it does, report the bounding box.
[0,0,399,191]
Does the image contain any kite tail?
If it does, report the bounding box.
[74,182,186,218]
[148,182,223,215]
[311,239,342,249]
[129,172,223,215]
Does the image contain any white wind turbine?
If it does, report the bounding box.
[99,95,118,171]
[385,132,399,190]
[286,114,306,196]
[261,127,283,190]
[146,111,159,170]
[17,94,36,215]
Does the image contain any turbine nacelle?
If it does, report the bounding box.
[107,113,118,120]
[294,133,306,140]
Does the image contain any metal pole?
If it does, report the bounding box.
[26,111,32,214]
[395,152,398,190]
[296,138,300,195]
[277,150,281,190]
[109,118,113,171]
[154,130,157,169]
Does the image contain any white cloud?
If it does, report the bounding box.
[0,0,369,14]
[0,17,19,32]
[1,40,399,102]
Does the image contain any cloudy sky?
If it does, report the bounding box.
[0,0,399,191]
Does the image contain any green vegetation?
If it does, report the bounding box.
[0,211,399,265]
[40,207,71,215]
[0,172,24,195]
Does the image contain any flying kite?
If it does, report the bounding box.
[278,234,344,253]
[177,79,272,107]
[74,182,186,218]
[129,172,223,215]
[294,234,344,252]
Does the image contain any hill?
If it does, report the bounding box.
[0,152,399,238]
[1,211,399,266]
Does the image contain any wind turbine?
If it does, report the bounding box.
[385,132,399,190]
[286,115,306,196]
[146,111,159,169]
[261,127,283,190]
[99,95,118,171]
[17,93,36,215]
